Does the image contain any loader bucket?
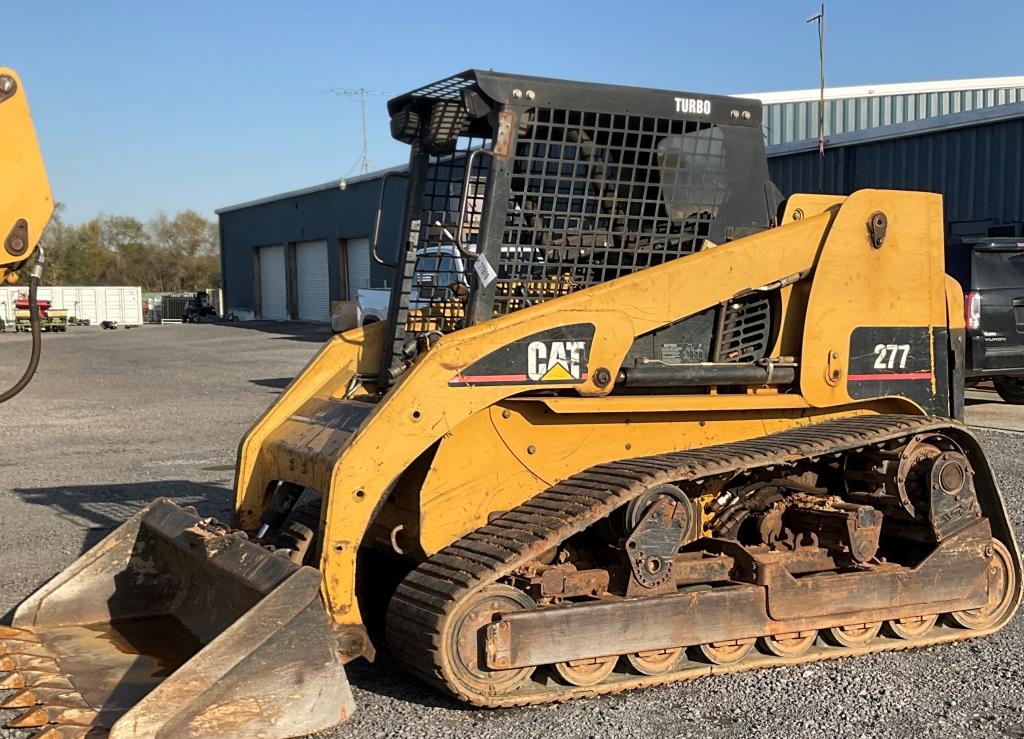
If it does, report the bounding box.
[1,499,354,738]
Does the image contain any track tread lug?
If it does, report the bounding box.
[456,537,521,562]
[416,562,479,589]
[429,552,493,576]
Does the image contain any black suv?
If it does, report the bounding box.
[946,238,1024,403]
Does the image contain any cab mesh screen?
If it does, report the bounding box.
[494,108,728,315]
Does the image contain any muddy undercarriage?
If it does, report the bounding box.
[387,415,1020,706]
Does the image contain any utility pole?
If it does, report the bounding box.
[326,87,389,175]
[806,3,826,191]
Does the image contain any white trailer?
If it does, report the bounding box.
[0,285,143,325]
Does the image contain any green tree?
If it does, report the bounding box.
[149,210,218,258]
[104,215,155,287]
[36,203,78,284]
[65,218,116,284]
[147,210,220,290]
[35,205,220,291]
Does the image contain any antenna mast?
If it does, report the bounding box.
[326,87,389,175]
[806,3,826,191]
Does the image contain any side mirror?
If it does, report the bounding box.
[448,280,470,300]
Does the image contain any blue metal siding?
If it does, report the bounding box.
[763,86,1024,145]
[768,115,1024,234]
[218,177,407,314]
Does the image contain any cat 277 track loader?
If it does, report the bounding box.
[2,71,1019,738]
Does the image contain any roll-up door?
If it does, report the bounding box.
[258,244,288,320]
[296,240,330,322]
[346,238,371,297]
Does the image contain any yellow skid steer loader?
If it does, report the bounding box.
[2,70,1019,738]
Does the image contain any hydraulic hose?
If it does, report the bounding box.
[0,249,44,403]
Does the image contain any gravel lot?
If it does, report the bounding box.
[2,323,1024,739]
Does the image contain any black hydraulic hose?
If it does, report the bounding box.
[0,254,44,403]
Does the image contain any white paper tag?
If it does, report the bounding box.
[474,254,497,287]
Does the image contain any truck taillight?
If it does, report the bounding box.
[965,291,982,330]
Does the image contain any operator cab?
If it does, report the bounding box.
[378,70,783,384]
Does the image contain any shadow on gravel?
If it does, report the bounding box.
[250,377,293,390]
[211,320,332,343]
[11,480,233,553]
[344,651,470,710]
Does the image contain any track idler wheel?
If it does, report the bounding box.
[947,539,1017,631]
[448,585,537,695]
[554,655,618,686]
[885,614,938,640]
[824,621,882,647]
[695,639,754,665]
[625,647,684,675]
[758,630,818,657]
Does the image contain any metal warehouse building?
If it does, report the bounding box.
[745,76,1024,146]
[766,101,1024,237]
[217,75,1024,322]
[216,167,408,322]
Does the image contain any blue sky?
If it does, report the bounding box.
[8,1,1024,223]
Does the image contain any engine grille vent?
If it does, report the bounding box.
[714,294,773,363]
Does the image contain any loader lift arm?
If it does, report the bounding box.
[0,67,53,402]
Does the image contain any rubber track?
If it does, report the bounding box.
[385,414,1008,707]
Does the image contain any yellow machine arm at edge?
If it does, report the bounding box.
[0,66,52,283]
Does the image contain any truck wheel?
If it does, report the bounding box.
[994,377,1024,404]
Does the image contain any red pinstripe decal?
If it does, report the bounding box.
[450,372,589,385]
[848,372,932,382]
[450,373,530,384]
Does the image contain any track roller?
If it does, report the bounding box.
[824,621,882,647]
[554,655,618,686]
[885,614,938,640]
[758,630,818,657]
[695,639,755,665]
[625,648,685,675]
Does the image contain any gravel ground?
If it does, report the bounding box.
[2,322,1024,738]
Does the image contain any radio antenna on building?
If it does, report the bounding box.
[806,3,826,191]
[326,87,391,175]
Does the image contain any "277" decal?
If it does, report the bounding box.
[872,343,910,370]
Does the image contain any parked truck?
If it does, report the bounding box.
[946,237,1024,402]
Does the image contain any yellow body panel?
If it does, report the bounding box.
[234,321,386,524]
[945,274,967,331]
[234,189,954,627]
[800,190,947,406]
[0,68,52,282]
[412,398,912,554]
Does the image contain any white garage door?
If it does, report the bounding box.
[296,240,330,322]
[346,238,371,297]
[258,244,288,320]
